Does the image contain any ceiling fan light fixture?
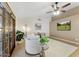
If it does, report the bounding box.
[53,10,60,16]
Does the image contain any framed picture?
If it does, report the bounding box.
[57,20,71,31]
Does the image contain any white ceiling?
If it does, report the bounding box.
[8,2,79,20]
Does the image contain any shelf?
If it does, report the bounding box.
[0,28,3,29]
[0,2,16,57]
[0,43,2,53]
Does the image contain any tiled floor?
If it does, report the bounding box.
[11,40,40,57]
[45,39,77,57]
[12,38,78,57]
[69,47,79,57]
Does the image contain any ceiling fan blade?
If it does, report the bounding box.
[62,3,71,8]
[46,11,53,14]
[61,10,66,12]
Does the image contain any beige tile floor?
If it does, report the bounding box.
[45,39,77,57]
[69,47,79,57]
[11,38,78,57]
[11,40,39,57]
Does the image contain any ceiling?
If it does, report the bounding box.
[8,2,79,20]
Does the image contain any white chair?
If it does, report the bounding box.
[25,34,42,55]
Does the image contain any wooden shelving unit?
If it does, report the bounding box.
[0,2,16,57]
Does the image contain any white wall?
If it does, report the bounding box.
[50,14,79,42]
[16,17,50,36]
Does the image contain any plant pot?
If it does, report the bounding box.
[42,44,49,50]
[16,39,24,45]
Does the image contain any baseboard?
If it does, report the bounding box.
[49,35,79,47]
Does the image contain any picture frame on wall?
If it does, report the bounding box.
[57,20,71,31]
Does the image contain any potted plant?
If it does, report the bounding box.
[39,35,49,57]
[16,30,24,41]
[40,35,49,50]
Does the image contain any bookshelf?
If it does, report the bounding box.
[0,2,16,57]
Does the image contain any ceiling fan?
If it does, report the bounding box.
[46,2,71,15]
